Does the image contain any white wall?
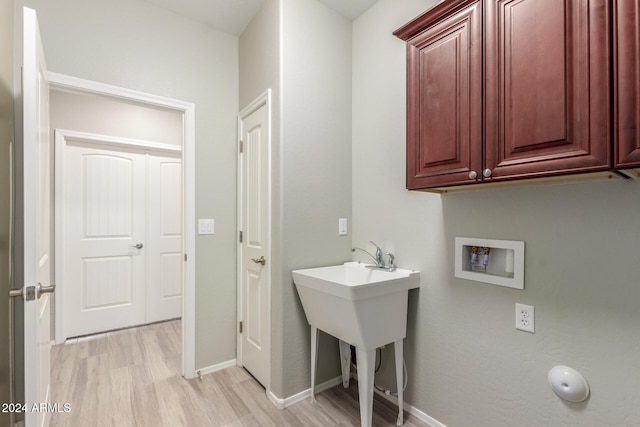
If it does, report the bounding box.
[50,91,183,146]
[240,0,353,398]
[353,1,640,426]
[17,0,239,370]
[280,0,353,398]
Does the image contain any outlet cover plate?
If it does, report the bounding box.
[516,303,535,333]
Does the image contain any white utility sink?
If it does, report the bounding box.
[292,262,419,349]
[292,262,420,427]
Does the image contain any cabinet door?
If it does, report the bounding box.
[404,1,483,189]
[614,0,640,168]
[484,0,610,181]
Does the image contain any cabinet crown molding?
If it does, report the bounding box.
[394,0,478,41]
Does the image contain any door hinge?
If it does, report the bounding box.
[184,253,187,262]
[239,321,243,333]
[239,140,244,153]
[239,230,243,243]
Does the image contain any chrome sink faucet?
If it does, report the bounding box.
[352,241,395,271]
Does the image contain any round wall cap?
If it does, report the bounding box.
[548,365,590,403]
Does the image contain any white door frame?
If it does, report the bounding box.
[54,129,181,339]
[48,72,197,379]
[237,89,272,390]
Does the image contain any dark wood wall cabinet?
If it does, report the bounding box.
[395,0,639,191]
[614,0,640,169]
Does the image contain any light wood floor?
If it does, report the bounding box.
[50,320,431,427]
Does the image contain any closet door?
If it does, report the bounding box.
[146,152,182,323]
[63,140,182,338]
[65,142,146,337]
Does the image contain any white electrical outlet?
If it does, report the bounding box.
[515,303,535,333]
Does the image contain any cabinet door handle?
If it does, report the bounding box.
[468,170,478,180]
[483,169,493,178]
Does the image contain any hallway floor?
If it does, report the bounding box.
[49,320,430,426]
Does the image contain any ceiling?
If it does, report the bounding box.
[140,0,379,36]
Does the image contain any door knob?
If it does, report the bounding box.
[468,170,478,180]
[483,168,493,178]
[9,283,56,300]
[8,288,23,298]
[128,243,144,249]
[252,256,266,265]
[38,282,56,298]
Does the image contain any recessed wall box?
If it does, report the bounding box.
[455,237,525,289]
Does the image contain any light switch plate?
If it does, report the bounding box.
[198,219,215,235]
[338,218,348,236]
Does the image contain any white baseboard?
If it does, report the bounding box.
[342,372,447,427]
[265,372,447,427]
[373,388,447,427]
[267,375,344,409]
[195,359,237,377]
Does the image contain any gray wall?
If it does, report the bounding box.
[0,0,14,425]
[17,0,239,371]
[280,0,353,398]
[50,91,183,146]
[240,0,353,399]
[353,0,640,425]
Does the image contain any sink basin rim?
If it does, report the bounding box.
[292,262,420,300]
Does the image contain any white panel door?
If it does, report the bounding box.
[21,7,52,427]
[239,95,270,388]
[64,143,146,337]
[146,152,182,322]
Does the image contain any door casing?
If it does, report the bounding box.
[48,73,197,379]
[237,89,272,392]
